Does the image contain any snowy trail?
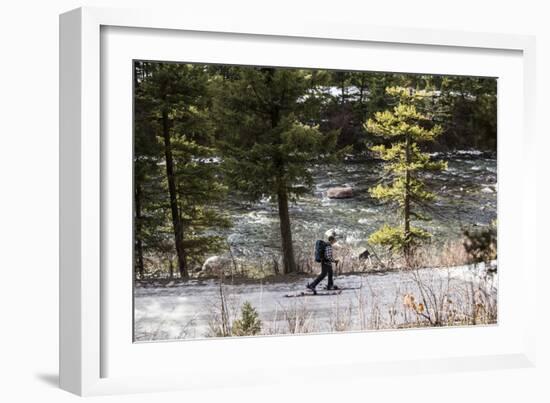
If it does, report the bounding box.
[134,264,497,341]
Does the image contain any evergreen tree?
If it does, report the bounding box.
[437,76,497,150]
[332,71,352,106]
[134,61,170,278]
[463,220,497,265]
[135,62,230,278]
[365,86,447,258]
[212,67,338,274]
[325,71,403,152]
[232,301,262,336]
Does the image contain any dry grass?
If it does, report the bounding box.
[135,314,198,341]
[411,240,472,269]
[296,239,474,277]
[279,300,317,334]
[400,264,498,327]
[328,296,354,332]
[204,275,243,337]
[138,236,481,283]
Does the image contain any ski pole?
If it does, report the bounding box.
[368,247,385,269]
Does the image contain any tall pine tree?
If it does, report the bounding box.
[135,62,230,278]
[134,61,169,278]
[212,67,338,274]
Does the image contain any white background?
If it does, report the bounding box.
[0,0,548,402]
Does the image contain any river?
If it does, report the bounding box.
[219,151,497,262]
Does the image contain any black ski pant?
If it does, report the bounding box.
[310,262,333,289]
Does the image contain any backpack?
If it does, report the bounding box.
[314,240,326,262]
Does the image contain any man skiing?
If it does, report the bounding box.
[307,235,339,294]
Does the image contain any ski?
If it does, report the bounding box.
[284,289,343,298]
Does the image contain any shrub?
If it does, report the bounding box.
[463,221,497,264]
[232,301,262,336]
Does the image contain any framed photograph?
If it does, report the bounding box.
[60,6,537,396]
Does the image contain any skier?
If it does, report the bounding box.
[307,235,339,294]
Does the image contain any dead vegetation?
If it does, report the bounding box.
[137,232,493,286]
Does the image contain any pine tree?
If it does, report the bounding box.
[332,71,352,106]
[438,76,497,150]
[212,67,338,274]
[232,301,262,336]
[135,62,230,278]
[365,86,447,258]
[134,61,170,278]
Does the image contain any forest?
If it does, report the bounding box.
[134,61,497,281]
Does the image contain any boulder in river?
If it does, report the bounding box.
[327,186,354,199]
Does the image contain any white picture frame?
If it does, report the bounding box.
[59,6,537,396]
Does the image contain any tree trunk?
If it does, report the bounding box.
[340,76,346,106]
[276,180,297,274]
[267,81,297,275]
[134,180,145,279]
[358,75,367,120]
[169,259,174,280]
[404,133,412,259]
[161,110,189,280]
